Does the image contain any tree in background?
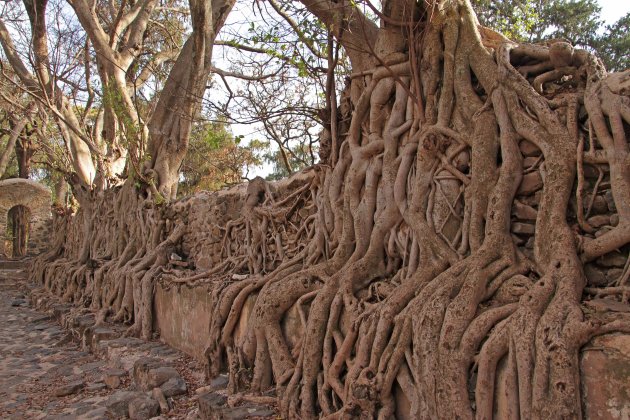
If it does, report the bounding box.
[179,118,265,195]
[472,0,627,70]
[597,11,630,71]
[207,0,344,180]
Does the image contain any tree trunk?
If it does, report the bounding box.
[145,0,236,199]
[0,118,27,178]
[9,122,35,258]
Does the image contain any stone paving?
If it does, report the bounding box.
[0,267,111,419]
[0,264,278,420]
[0,265,205,419]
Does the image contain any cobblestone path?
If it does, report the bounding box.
[0,264,278,420]
[0,267,111,419]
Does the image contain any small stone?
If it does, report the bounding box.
[73,314,96,332]
[604,190,616,212]
[512,222,536,235]
[128,395,160,420]
[195,386,212,395]
[610,214,619,227]
[520,190,542,207]
[86,382,108,392]
[517,172,543,196]
[587,215,610,229]
[91,327,119,345]
[583,264,607,287]
[582,164,600,178]
[597,252,628,268]
[525,237,535,249]
[105,375,121,389]
[54,380,85,397]
[209,375,228,391]
[512,201,537,221]
[606,268,623,283]
[104,368,126,389]
[134,358,164,390]
[150,346,178,357]
[519,140,540,156]
[147,367,181,390]
[243,407,276,417]
[512,234,525,246]
[152,387,170,413]
[106,390,143,417]
[588,194,609,215]
[198,392,227,419]
[170,252,183,261]
[160,376,187,397]
[523,156,541,169]
[218,406,275,420]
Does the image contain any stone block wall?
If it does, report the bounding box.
[0,179,52,258]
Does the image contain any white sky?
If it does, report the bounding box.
[599,0,630,24]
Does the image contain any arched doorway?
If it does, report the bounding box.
[5,205,31,258]
[0,179,52,259]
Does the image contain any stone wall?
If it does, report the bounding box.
[145,172,630,420]
[28,167,630,419]
[153,277,630,419]
[0,179,52,258]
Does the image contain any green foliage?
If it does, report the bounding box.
[472,0,629,72]
[473,0,601,46]
[597,12,630,71]
[178,119,265,196]
[263,142,316,181]
[472,0,541,41]
[539,0,602,48]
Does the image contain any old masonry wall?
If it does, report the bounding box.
[31,167,630,419]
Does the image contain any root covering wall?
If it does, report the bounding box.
[30,164,630,418]
[30,1,630,417]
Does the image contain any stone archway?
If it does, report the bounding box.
[0,179,52,258]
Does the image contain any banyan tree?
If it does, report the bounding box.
[14,0,630,418]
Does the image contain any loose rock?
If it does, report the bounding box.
[54,380,85,397]
[512,201,538,221]
[128,395,160,420]
[161,375,187,397]
[104,368,126,389]
[519,140,540,156]
[517,172,543,196]
[512,222,536,235]
[584,264,608,287]
[587,215,610,228]
[152,387,170,413]
[106,390,143,417]
[597,252,628,268]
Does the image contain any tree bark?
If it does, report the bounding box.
[145,0,237,199]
